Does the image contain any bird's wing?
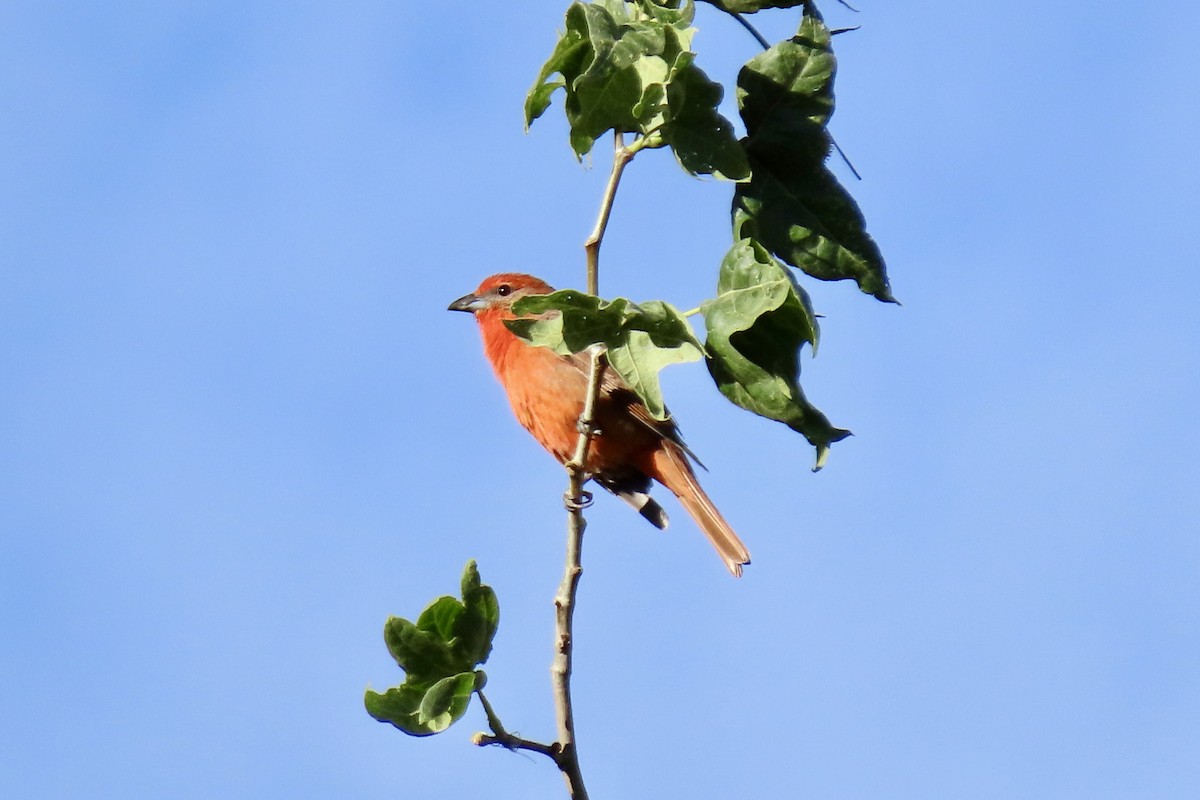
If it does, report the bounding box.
[565,350,707,470]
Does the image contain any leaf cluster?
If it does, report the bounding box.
[527,0,749,179]
[522,0,891,466]
[734,7,892,301]
[364,561,499,736]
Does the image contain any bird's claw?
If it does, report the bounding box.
[563,489,594,512]
[576,420,601,437]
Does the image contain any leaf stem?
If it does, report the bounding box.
[584,130,637,296]
[731,11,770,50]
[473,690,559,759]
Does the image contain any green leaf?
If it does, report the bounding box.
[460,558,482,598]
[364,684,432,736]
[507,290,619,354]
[564,3,646,155]
[526,1,702,157]
[703,220,851,468]
[607,300,706,419]
[364,671,479,737]
[736,163,891,299]
[631,55,670,123]
[416,595,463,642]
[698,0,807,12]
[382,616,461,684]
[525,26,588,126]
[368,562,500,736]
[507,290,703,420]
[454,561,500,668]
[734,8,893,301]
[416,672,479,733]
[661,58,749,180]
[738,10,835,137]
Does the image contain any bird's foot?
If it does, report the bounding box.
[576,420,601,438]
[563,489,594,512]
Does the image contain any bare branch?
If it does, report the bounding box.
[548,346,606,800]
[473,689,560,757]
[583,131,637,296]
[472,730,559,760]
[731,11,770,50]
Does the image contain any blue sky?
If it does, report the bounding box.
[2,2,1197,798]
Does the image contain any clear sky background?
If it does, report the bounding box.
[2,2,1197,798]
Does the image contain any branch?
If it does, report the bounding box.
[472,730,561,759]
[473,690,559,759]
[521,129,626,800]
[583,131,638,296]
[731,11,770,50]
[547,346,606,800]
[473,694,559,759]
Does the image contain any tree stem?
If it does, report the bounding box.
[551,346,606,800]
[584,131,636,296]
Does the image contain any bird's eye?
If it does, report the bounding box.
[496,284,512,297]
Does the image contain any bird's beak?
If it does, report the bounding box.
[447,293,486,313]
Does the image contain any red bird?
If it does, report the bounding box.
[449,273,751,576]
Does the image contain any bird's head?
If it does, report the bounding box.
[447,273,555,320]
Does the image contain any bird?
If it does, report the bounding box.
[448,272,751,577]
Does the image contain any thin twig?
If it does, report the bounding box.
[548,128,632,799]
[473,689,560,757]
[830,136,862,180]
[565,345,607,475]
[473,690,559,758]
[583,131,637,296]
[731,11,770,50]
[472,697,560,759]
[473,730,560,758]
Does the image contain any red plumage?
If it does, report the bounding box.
[449,273,751,577]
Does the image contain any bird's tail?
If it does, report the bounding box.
[649,445,751,577]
